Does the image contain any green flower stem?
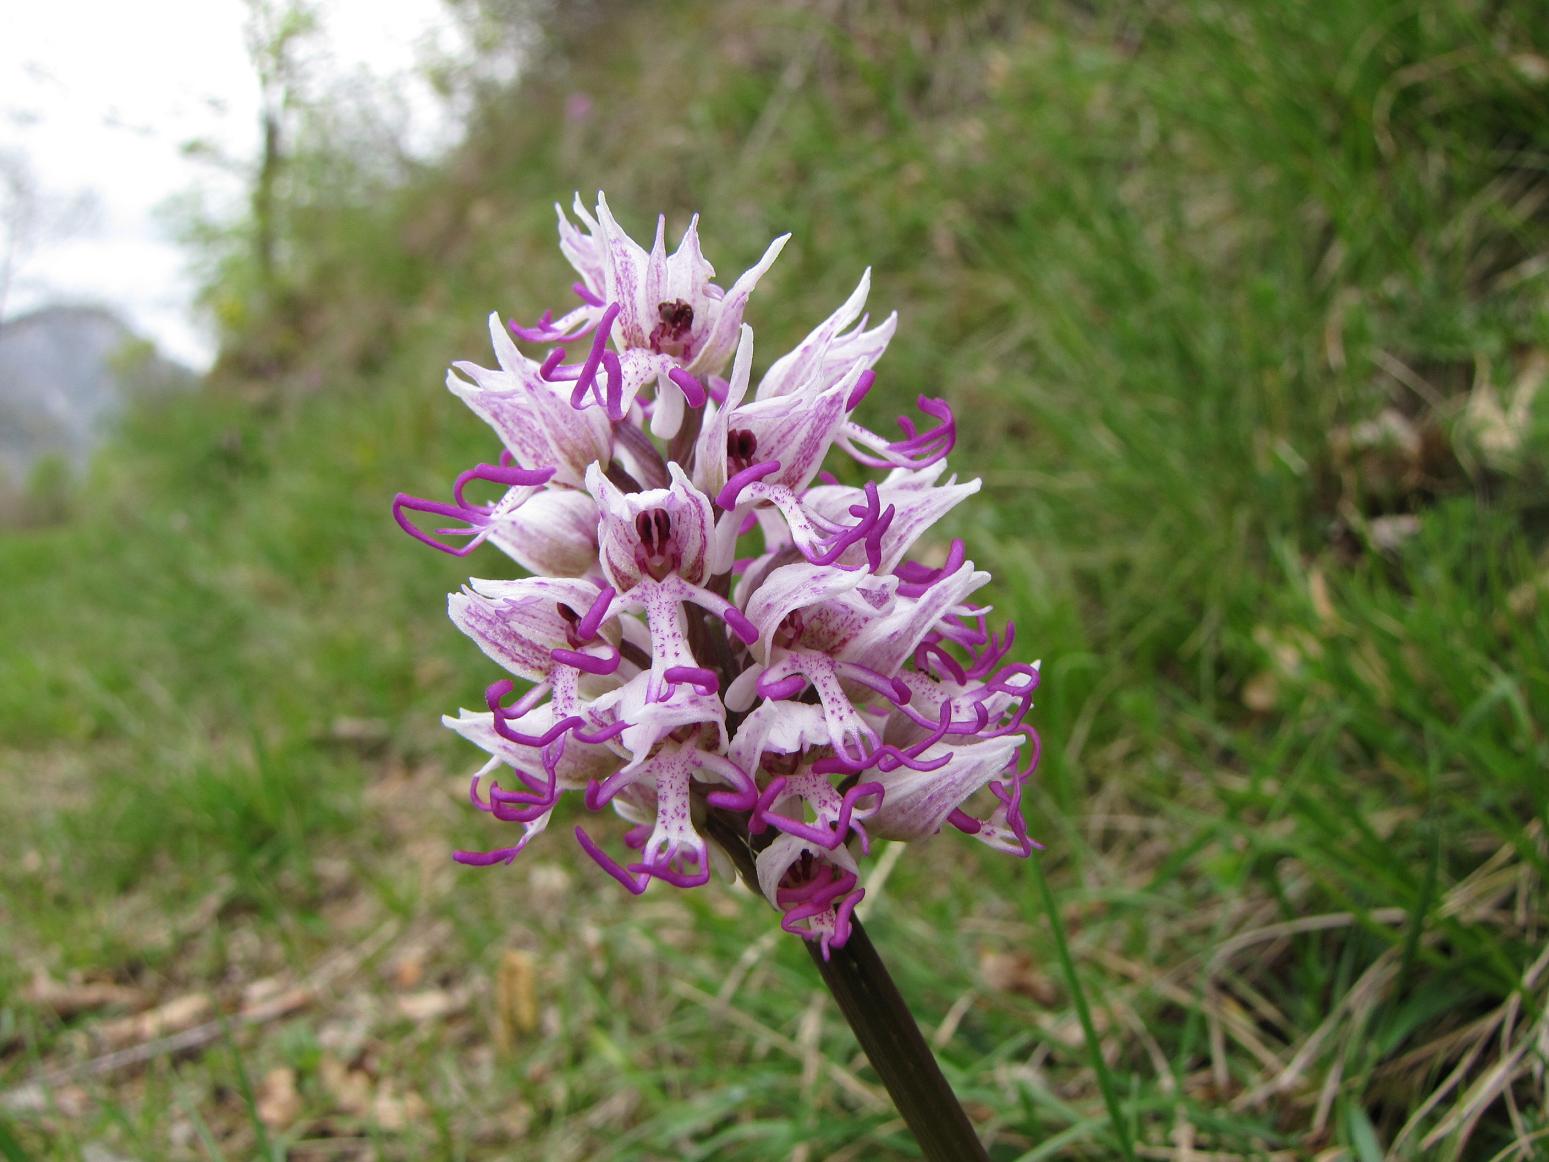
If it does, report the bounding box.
[805,916,991,1162]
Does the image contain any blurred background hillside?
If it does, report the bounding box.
[2,1,1547,1158]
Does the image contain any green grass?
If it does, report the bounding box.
[3,0,1547,1157]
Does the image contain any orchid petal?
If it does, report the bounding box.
[485,487,600,577]
[869,736,1021,842]
[448,576,607,681]
[756,268,897,402]
[446,313,613,485]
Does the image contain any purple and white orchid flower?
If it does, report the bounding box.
[395,194,1041,955]
[513,192,788,435]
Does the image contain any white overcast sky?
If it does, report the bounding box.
[1,0,462,369]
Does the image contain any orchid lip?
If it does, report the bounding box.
[721,605,758,644]
[663,665,719,695]
[846,396,957,469]
[758,672,808,701]
[539,348,569,379]
[846,368,876,410]
[573,719,629,745]
[753,779,883,851]
[799,480,895,570]
[575,584,616,641]
[634,863,709,889]
[947,808,982,834]
[453,847,524,867]
[895,538,968,597]
[392,492,488,557]
[717,459,781,509]
[509,306,593,345]
[452,462,556,509]
[574,826,650,895]
[551,646,621,675]
[538,301,621,412]
[667,367,707,407]
[491,711,584,749]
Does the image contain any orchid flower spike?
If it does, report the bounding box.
[396,193,1041,956]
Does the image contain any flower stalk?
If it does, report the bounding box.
[806,919,990,1162]
[708,812,988,1159]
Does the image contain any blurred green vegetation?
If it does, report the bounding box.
[2,1,1547,1158]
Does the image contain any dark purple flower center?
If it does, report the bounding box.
[727,428,759,473]
[556,603,585,648]
[650,298,695,357]
[763,751,802,777]
[633,507,679,579]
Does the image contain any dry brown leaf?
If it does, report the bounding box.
[496,950,539,1051]
[1308,568,1335,624]
[1329,407,1424,498]
[371,1082,429,1131]
[1462,351,1544,472]
[1511,52,1549,84]
[23,974,146,1018]
[395,988,467,1023]
[390,951,426,991]
[256,1066,303,1131]
[1242,624,1324,712]
[319,1053,374,1117]
[240,975,291,1009]
[95,993,212,1048]
[0,1081,88,1116]
[1241,671,1279,714]
[317,1054,426,1130]
[1506,569,1548,619]
[57,1085,90,1118]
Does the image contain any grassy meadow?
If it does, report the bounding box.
[2,1,1547,1157]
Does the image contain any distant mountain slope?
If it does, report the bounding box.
[0,304,194,483]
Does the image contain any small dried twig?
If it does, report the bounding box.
[2,920,399,1106]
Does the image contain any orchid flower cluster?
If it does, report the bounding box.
[395,195,1040,956]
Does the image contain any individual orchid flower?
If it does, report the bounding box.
[868,735,1027,849]
[586,461,757,710]
[733,558,991,772]
[579,738,756,892]
[693,326,890,573]
[447,576,628,810]
[732,700,884,854]
[442,706,619,866]
[514,193,788,435]
[694,270,898,505]
[834,394,958,471]
[800,462,982,577]
[756,833,865,958]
